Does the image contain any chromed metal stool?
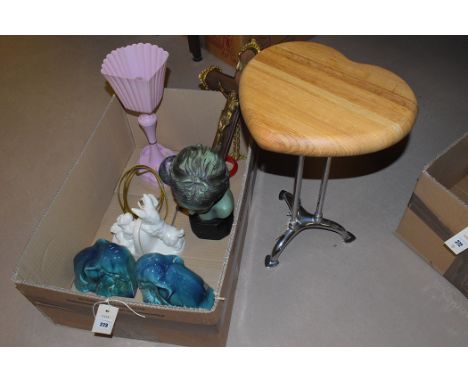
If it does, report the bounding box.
[265,156,355,267]
[239,41,417,268]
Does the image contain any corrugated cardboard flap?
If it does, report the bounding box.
[13,96,134,287]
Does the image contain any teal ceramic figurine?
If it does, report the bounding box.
[159,144,234,239]
[136,253,215,309]
[73,239,138,298]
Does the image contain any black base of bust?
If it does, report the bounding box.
[189,213,234,240]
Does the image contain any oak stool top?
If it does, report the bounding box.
[239,41,417,157]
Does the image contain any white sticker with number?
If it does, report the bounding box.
[92,304,119,335]
[444,226,468,255]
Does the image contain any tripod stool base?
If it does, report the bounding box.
[265,190,356,268]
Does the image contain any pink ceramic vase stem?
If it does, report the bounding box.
[138,113,158,145]
[138,113,175,175]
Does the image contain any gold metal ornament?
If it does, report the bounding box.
[236,38,262,72]
[199,38,261,161]
[198,65,221,90]
[230,123,246,161]
[212,90,239,153]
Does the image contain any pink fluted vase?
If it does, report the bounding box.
[101,43,174,182]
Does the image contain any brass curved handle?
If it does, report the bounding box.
[117,165,168,221]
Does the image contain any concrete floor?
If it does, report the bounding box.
[1,36,467,346]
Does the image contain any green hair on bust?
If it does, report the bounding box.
[159,145,229,213]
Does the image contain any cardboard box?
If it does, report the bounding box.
[396,133,468,297]
[205,35,311,67]
[12,88,257,346]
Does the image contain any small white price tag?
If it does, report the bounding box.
[92,304,119,335]
[444,227,468,255]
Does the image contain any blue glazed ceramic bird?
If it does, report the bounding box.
[136,253,215,310]
[73,239,138,298]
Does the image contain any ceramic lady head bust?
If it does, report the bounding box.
[159,144,234,239]
[160,144,231,215]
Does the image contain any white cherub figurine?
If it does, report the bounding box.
[111,194,185,258]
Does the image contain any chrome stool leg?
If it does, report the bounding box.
[265,156,356,268]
